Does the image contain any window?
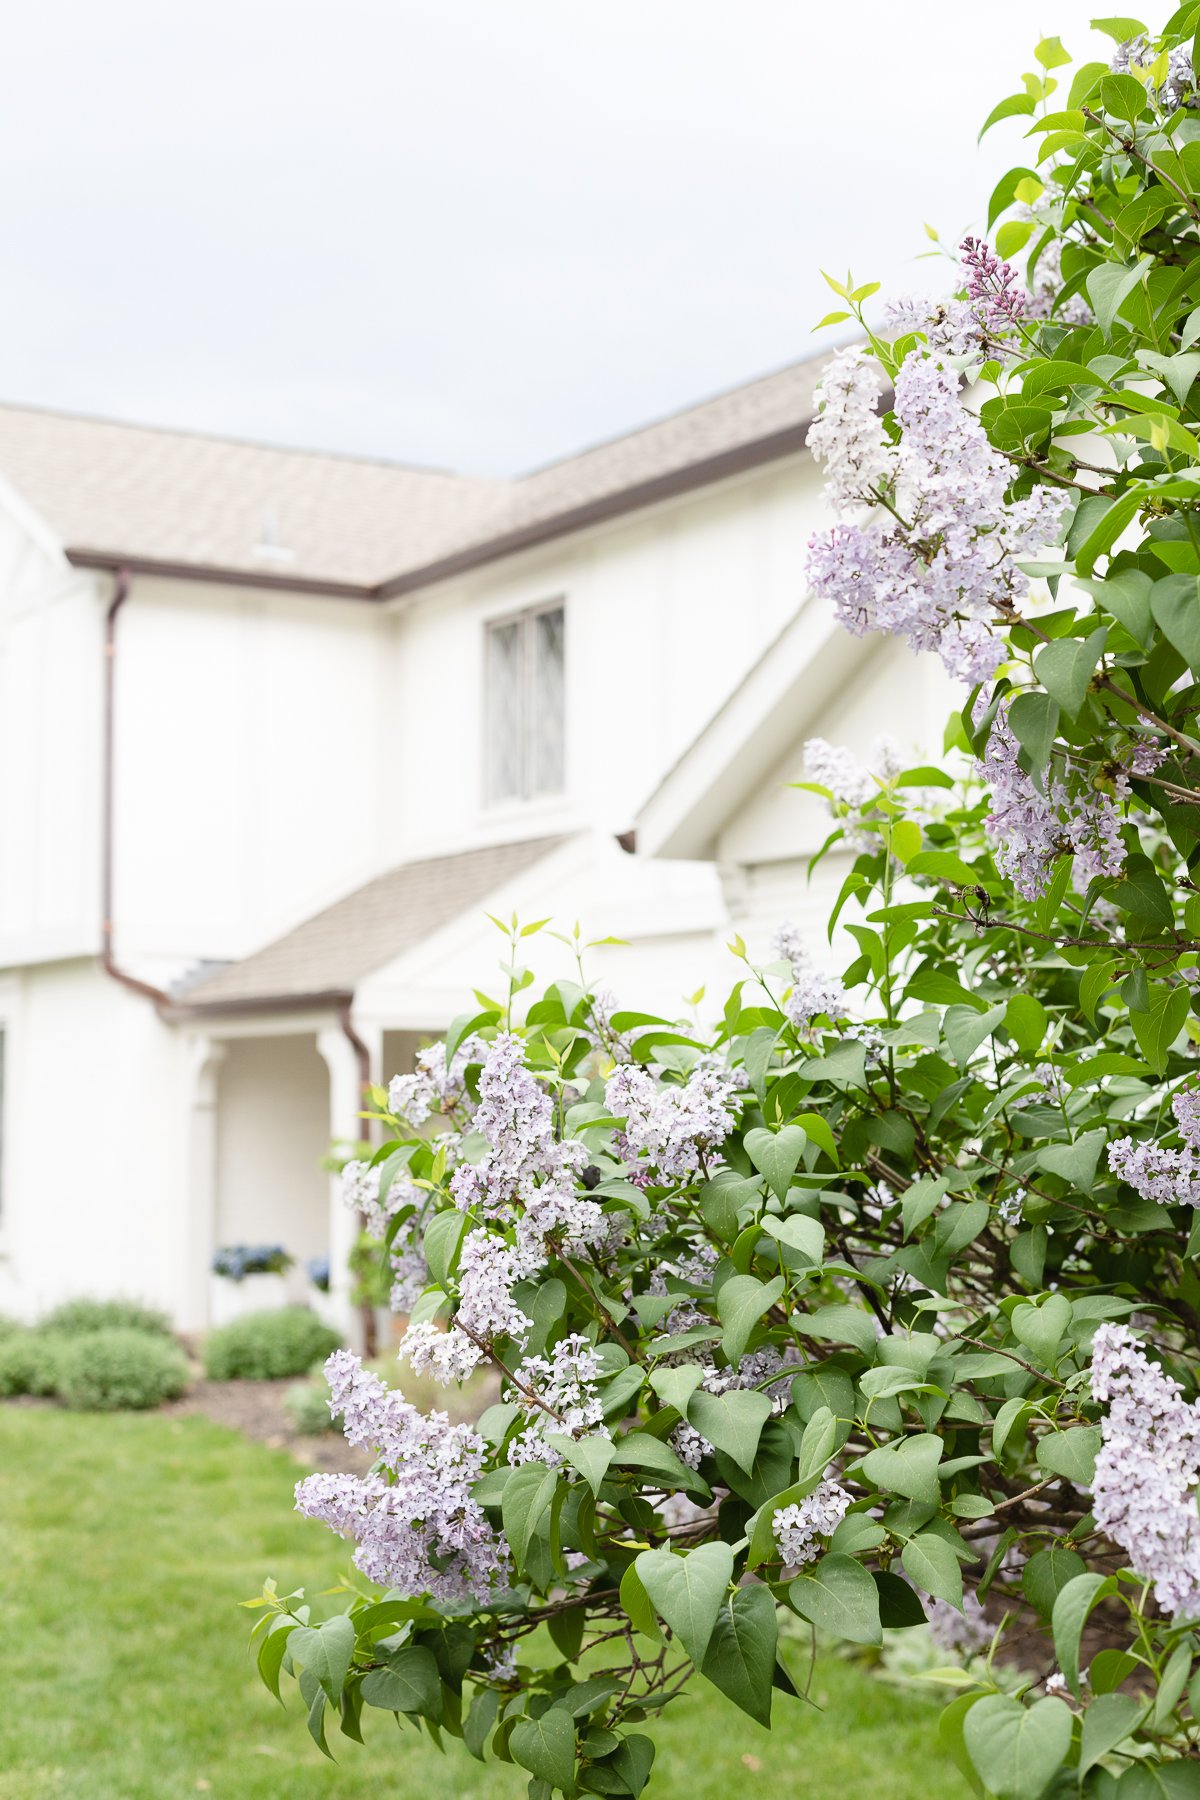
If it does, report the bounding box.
[484,602,565,804]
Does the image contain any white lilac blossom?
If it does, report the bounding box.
[803,738,878,808]
[455,1226,541,1344]
[771,922,848,1030]
[670,1422,708,1471]
[886,294,984,359]
[606,1060,738,1184]
[645,1267,709,1337]
[1111,34,1196,110]
[448,1035,600,1250]
[340,1158,415,1240]
[996,1190,1024,1227]
[928,1591,992,1659]
[807,352,1068,687]
[389,1246,429,1314]
[886,235,1028,361]
[1108,1086,1200,1209]
[506,1334,609,1467]
[980,699,1126,901]
[437,1034,605,1348]
[802,736,903,852]
[450,1032,584,1217]
[294,1351,509,1601]
[1089,1324,1200,1618]
[672,1242,719,1287]
[772,1481,852,1567]
[483,1643,518,1682]
[670,1348,800,1470]
[387,1034,484,1127]
[804,346,896,511]
[397,1319,484,1384]
[1126,739,1169,781]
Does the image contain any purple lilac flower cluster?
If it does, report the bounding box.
[294,1350,509,1602]
[807,352,1068,688]
[771,922,848,1030]
[980,700,1127,900]
[1108,1084,1200,1209]
[450,1031,586,1219]
[802,735,903,852]
[960,235,1027,331]
[342,1154,431,1309]
[772,1481,852,1567]
[804,347,896,512]
[605,1059,738,1184]
[341,1158,400,1238]
[887,234,1030,360]
[506,1333,610,1467]
[387,1034,484,1127]
[388,1246,430,1314]
[885,294,985,360]
[1090,1323,1200,1617]
[395,1035,606,1378]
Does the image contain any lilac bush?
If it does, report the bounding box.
[247,12,1200,1794]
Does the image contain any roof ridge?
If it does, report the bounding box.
[515,347,832,481]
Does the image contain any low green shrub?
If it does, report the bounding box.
[0,1312,27,1341]
[283,1375,340,1436]
[203,1308,342,1381]
[36,1298,174,1339]
[0,1330,69,1397]
[55,1329,189,1412]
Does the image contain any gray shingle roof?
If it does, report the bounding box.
[0,351,827,593]
[176,835,569,1010]
[0,404,508,589]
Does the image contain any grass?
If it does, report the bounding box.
[0,1407,961,1799]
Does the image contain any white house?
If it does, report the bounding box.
[0,356,948,1334]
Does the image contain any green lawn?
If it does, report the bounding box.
[0,1407,961,1799]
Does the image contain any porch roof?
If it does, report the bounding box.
[174,834,569,1012]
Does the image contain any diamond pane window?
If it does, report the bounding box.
[483,603,565,803]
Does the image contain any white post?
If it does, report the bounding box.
[317,1019,381,1351]
[183,1035,226,1334]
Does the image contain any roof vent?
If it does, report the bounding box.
[252,508,296,563]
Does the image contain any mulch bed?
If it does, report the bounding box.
[167,1377,375,1472]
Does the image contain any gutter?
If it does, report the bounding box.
[68,416,814,606]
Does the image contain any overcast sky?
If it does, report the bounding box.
[0,0,1113,474]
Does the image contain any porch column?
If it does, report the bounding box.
[183,1035,226,1334]
[317,1019,381,1351]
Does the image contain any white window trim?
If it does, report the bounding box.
[482,597,566,810]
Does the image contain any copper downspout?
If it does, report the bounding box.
[101,569,171,1005]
